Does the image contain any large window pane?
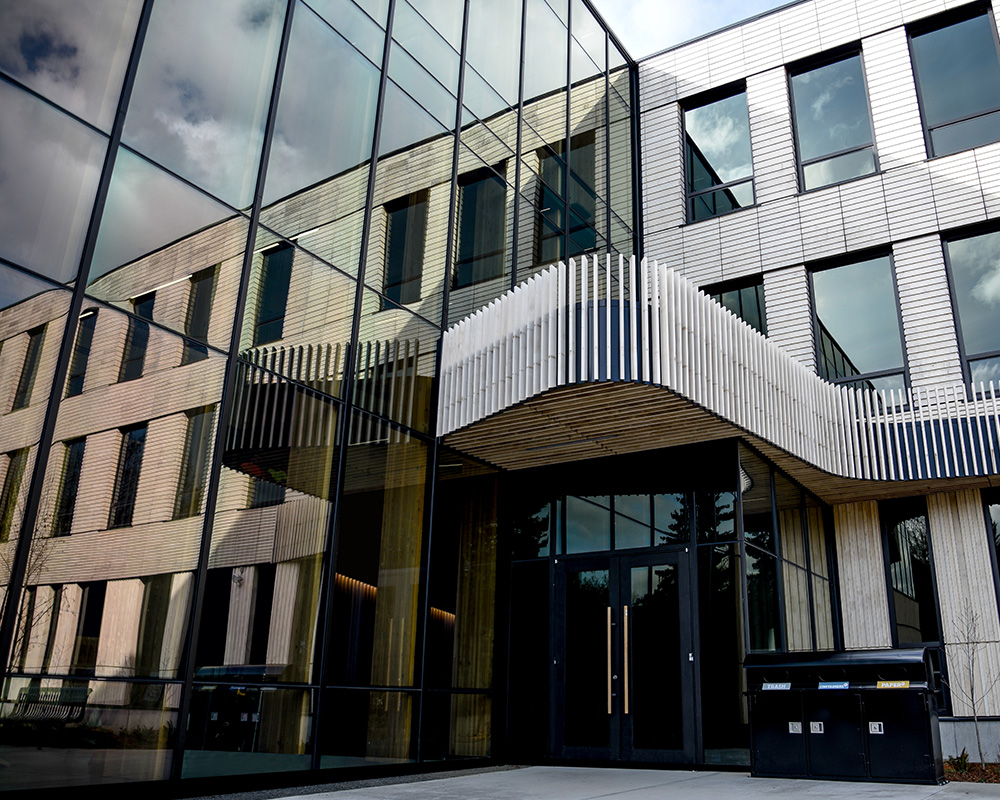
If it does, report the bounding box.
[123,0,285,208]
[812,255,905,386]
[0,80,106,282]
[0,0,142,131]
[790,53,876,190]
[882,498,941,645]
[685,90,754,221]
[910,10,1000,156]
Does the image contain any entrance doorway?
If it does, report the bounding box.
[552,550,695,763]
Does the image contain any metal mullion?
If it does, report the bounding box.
[688,176,753,201]
[168,0,298,781]
[0,0,155,677]
[310,0,399,771]
[563,0,572,265]
[799,142,874,168]
[510,0,527,290]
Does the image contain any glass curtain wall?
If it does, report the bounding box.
[0,0,633,791]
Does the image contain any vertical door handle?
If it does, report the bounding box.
[606,606,612,714]
[623,605,630,715]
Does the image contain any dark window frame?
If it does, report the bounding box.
[253,242,294,346]
[51,437,86,536]
[173,405,215,520]
[681,82,755,224]
[383,189,429,306]
[108,423,147,529]
[908,3,1000,158]
[453,163,509,290]
[807,250,911,393]
[787,45,879,192]
[534,130,598,265]
[12,325,46,411]
[119,292,154,383]
[0,448,29,543]
[181,266,217,365]
[65,309,98,397]
[702,276,767,335]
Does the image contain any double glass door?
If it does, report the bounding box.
[553,550,694,763]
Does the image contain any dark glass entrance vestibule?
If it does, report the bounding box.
[504,440,840,768]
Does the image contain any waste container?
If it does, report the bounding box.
[745,649,944,784]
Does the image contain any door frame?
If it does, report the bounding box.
[551,547,697,764]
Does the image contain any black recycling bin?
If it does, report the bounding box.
[745,649,944,784]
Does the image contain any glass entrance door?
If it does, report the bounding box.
[553,550,694,763]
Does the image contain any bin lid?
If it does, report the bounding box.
[744,648,930,670]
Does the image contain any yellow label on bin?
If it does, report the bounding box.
[876,680,909,689]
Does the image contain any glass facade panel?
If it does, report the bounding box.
[319,689,417,766]
[0,0,143,131]
[790,54,876,190]
[564,495,611,553]
[183,686,313,777]
[466,0,521,109]
[0,80,106,283]
[122,0,285,208]
[911,10,1000,156]
[685,91,754,221]
[882,498,940,645]
[746,545,781,652]
[0,679,178,790]
[705,278,766,334]
[812,255,905,385]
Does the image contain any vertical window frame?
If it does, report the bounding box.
[65,309,98,397]
[453,163,508,290]
[107,423,147,529]
[702,276,768,335]
[383,189,429,306]
[787,46,879,192]
[12,325,46,411]
[51,437,86,537]
[173,405,215,520]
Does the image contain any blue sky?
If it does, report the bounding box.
[592,0,792,59]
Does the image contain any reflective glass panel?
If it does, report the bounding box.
[571,0,605,72]
[393,0,459,97]
[911,12,1000,156]
[0,0,142,131]
[790,54,875,189]
[685,91,753,220]
[740,446,774,553]
[0,80,106,282]
[524,0,568,102]
[802,148,876,191]
[511,494,551,560]
[812,255,904,381]
[945,231,1000,370]
[706,278,766,334]
[466,0,521,108]
[882,498,940,644]
[653,493,689,544]
[746,545,781,651]
[319,689,417,766]
[813,575,835,650]
[388,45,457,131]
[782,562,813,651]
[327,414,428,688]
[426,453,499,689]
[775,473,805,566]
[564,495,610,553]
[421,691,492,759]
[309,0,386,63]
[697,490,736,543]
[123,0,285,208]
[563,567,609,747]
[0,679,178,790]
[183,686,313,777]
[263,1,380,213]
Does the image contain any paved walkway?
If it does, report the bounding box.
[201,765,1000,800]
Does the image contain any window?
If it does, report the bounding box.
[704,277,767,334]
[943,229,1000,385]
[384,190,428,305]
[536,131,597,264]
[108,424,146,529]
[253,243,293,346]
[881,498,941,646]
[52,438,86,536]
[120,292,154,383]
[0,448,29,542]
[65,309,97,397]
[12,325,45,410]
[789,52,877,190]
[684,89,754,221]
[250,475,286,508]
[986,489,1000,617]
[182,267,216,364]
[910,8,1000,157]
[453,165,507,289]
[811,254,906,392]
[173,406,215,519]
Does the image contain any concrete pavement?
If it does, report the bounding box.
[197,765,1000,800]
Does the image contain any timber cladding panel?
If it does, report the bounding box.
[834,500,892,649]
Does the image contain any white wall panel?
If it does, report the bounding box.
[897,0,948,20]
[740,13,784,77]
[778,1,822,64]
[763,265,816,369]
[864,27,927,171]
[839,174,890,252]
[671,39,712,99]
[857,0,904,38]
[747,68,798,203]
[638,52,677,113]
[719,207,762,278]
[680,217,723,285]
[757,195,804,268]
[930,150,987,230]
[893,236,965,390]
[815,0,862,50]
[883,161,937,240]
[707,27,746,87]
[798,189,847,261]
[640,104,685,233]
